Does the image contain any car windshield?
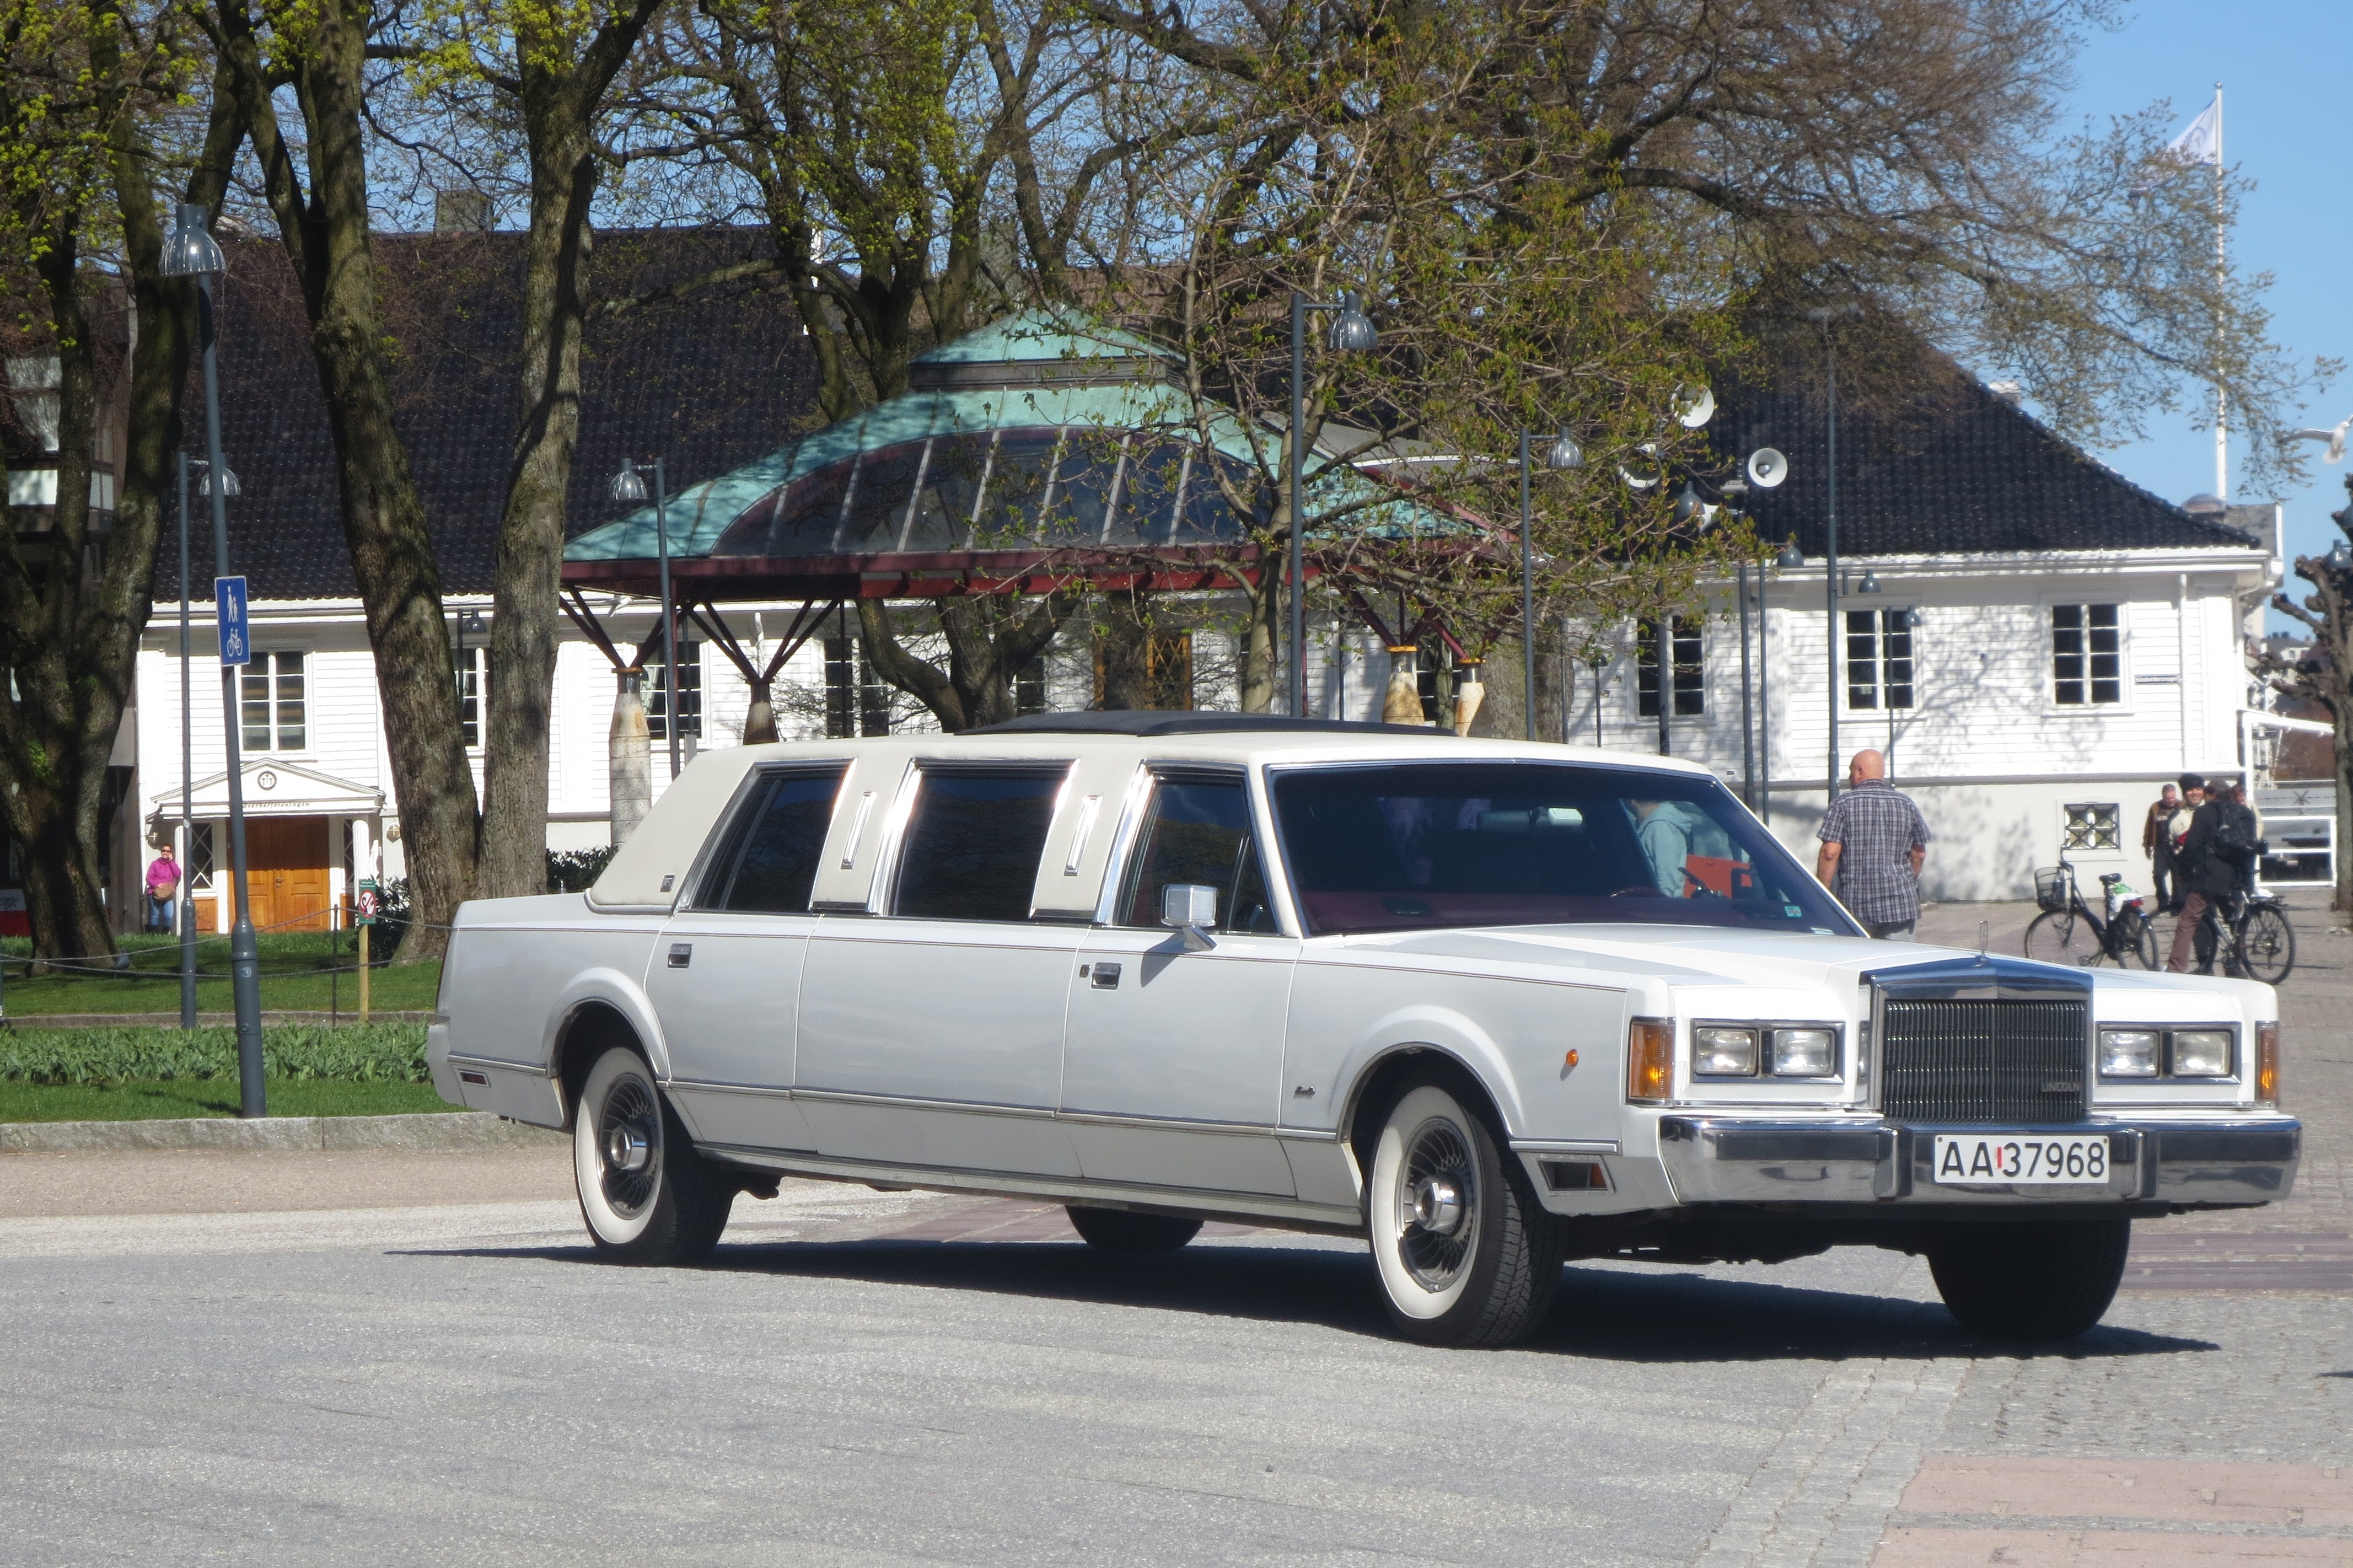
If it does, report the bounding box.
[1270,761,1857,937]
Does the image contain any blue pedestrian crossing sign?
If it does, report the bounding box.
[215,576,250,667]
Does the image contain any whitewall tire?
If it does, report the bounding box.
[573,1043,733,1265]
[1368,1081,1560,1347]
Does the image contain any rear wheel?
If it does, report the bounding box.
[1367,1080,1560,1347]
[2236,904,2295,985]
[1926,1217,2130,1339]
[2129,911,2162,970]
[2024,909,2100,968]
[1066,1206,1202,1252]
[573,1043,733,1265]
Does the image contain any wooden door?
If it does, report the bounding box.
[244,816,331,933]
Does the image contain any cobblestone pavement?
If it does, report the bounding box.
[1,898,2345,1565]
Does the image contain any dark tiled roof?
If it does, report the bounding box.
[1716,350,2257,557]
[179,227,818,599]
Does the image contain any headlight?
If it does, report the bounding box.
[1769,1028,1839,1077]
[2098,1028,2160,1078]
[1691,1026,1759,1077]
[2170,1029,2234,1078]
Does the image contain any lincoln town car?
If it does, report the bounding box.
[428,714,2298,1346]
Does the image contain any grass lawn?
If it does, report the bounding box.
[0,932,440,1017]
[0,1076,459,1122]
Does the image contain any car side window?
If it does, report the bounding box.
[894,767,1065,922]
[1119,775,1277,934]
[710,767,847,913]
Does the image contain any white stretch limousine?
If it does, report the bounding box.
[429,714,2298,1346]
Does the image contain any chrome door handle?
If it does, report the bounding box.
[668,943,692,969]
[1089,962,1121,990]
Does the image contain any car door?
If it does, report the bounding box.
[1059,766,1299,1196]
[794,761,1085,1178]
[646,763,847,1154]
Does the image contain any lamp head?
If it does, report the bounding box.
[1328,291,1378,353]
[1775,537,1804,569]
[1672,481,1704,524]
[1546,429,1583,471]
[609,459,649,503]
[2328,539,2353,574]
[1858,569,1883,594]
[194,458,239,497]
[160,203,225,280]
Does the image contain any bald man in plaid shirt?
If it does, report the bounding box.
[1814,749,1931,939]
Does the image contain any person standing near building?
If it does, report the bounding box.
[143,844,180,935]
[2167,778,2205,914]
[1815,749,1931,939]
[2167,780,2258,974]
[2143,783,2180,912]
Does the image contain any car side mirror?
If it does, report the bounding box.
[1161,883,1218,951]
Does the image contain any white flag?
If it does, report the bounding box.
[2166,101,2219,167]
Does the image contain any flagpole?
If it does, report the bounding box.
[2214,83,2227,501]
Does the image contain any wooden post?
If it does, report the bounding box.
[358,921,370,1024]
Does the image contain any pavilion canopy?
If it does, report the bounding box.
[562,308,1468,603]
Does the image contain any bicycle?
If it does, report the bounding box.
[2188,892,2296,985]
[2024,855,2161,969]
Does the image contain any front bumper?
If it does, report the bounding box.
[1657,1116,2300,1207]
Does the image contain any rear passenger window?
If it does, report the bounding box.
[1120,774,1277,933]
[710,767,846,913]
[894,767,1066,922]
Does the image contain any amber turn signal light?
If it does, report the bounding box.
[1627,1017,1674,1104]
[2257,1021,2280,1107]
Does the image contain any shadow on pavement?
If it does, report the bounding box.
[401,1237,2216,1363]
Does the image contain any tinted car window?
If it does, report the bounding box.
[712,768,845,913]
[1272,762,1855,936]
[1119,776,1277,933]
[895,767,1065,921]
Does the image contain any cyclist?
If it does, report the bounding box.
[2168,778,2259,974]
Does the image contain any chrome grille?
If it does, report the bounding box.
[1879,998,2087,1124]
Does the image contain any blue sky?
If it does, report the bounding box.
[2057,1,2352,624]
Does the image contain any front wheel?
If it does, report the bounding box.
[1367,1081,1560,1347]
[1926,1217,2130,1339]
[2024,909,2100,968]
[2237,904,2295,985]
[573,1043,734,1265]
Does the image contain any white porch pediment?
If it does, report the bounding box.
[147,760,385,823]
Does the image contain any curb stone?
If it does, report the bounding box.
[0,1111,565,1153]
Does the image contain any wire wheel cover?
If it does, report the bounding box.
[597,1075,662,1218]
[1397,1116,1478,1291]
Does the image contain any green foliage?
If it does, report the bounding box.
[0,1075,456,1121]
[0,1023,431,1084]
[546,845,613,891]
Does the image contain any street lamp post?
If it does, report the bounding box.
[163,202,264,1116]
[611,458,678,781]
[1287,291,1376,717]
[1519,429,1581,740]
[1807,303,1860,798]
[176,456,196,1028]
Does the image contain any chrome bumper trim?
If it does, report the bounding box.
[1657,1116,2300,1207]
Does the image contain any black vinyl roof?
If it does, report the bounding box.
[170,227,818,600]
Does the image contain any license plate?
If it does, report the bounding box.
[1931,1134,2110,1185]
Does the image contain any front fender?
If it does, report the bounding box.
[1331,1002,1528,1143]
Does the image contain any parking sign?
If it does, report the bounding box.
[215,576,250,667]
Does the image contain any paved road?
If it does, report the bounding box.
[3,900,2347,1566]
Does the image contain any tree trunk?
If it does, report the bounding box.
[858,594,1075,731]
[610,669,651,844]
[479,2,660,901]
[1239,567,1280,713]
[218,0,480,958]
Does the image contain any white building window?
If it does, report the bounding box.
[458,645,486,749]
[1635,616,1704,718]
[187,821,215,889]
[824,634,891,737]
[240,651,307,751]
[2052,605,2121,705]
[2063,803,2121,850]
[1845,609,1915,711]
[647,638,701,742]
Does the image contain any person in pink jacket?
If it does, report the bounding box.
[143,848,180,934]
